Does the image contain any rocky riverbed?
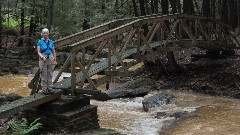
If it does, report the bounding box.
[1,74,240,134]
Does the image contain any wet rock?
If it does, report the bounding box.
[142,92,175,111]
[155,112,167,119]
[80,128,124,135]
[169,111,189,119]
[97,78,154,100]
[11,67,19,74]
[103,86,152,100]
[0,94,22,105]
[1,67,10,72]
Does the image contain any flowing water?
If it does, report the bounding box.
[1,75,240,135]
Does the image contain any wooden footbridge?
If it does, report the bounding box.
[0,14,239,118]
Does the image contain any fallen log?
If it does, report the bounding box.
[93,78,154,101]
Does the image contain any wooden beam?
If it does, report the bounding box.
[70,20,140,52]
[180,19,197,46]
[120,28,136,53]
[136,27,141,59]
[109,41,128,73]
[164,19,179,47]
[146,23,158,40]
[79,40,108,88]
[53,55,71,84]
[71,53,76,94]
[198,20,211,41]
[74,54,97,90]
[138,29,155,55]
[148,22,161,43]
[86,40,107,71]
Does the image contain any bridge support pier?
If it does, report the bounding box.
[25,95,99,133]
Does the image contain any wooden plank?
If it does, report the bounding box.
[0,90,63,119]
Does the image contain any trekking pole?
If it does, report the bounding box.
[33,60,45,97]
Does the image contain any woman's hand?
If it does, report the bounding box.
[54,60,57,65]
[42,57,47,62]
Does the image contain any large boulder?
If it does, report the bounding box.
[0,93,22,105]
[142,92,175,111]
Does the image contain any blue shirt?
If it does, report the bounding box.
[37,39,54,55]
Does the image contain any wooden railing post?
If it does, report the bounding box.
[71,51,76,95]
[136,27,141,60]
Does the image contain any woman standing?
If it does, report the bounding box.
[37,28,57,94]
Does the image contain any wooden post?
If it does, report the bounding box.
[71,52,76,95]
[82,48,86,67]
[107,39,111,90]
[136,27,141,60]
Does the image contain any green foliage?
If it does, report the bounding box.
[7,118,42,135]
[3,15,18,28]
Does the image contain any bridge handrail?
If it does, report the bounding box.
[68,14,232,52]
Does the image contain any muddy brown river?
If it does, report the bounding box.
[1,75,240,135]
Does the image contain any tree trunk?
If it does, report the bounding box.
[176,0,181,13]
[139,0,146,16]
[101,0,106,14]
[154,0,159,14]
[202,0,210,17]
[145,0,150,14]
[161,0,169,14]
[228,0,238,28]
[238,0,240,28]
[0,1,2,49]
[132,0,139,17]
[221,0,228,24]
[115,0,119,14]
[28,0,36,47]
[169,0,177,14]
[150,0,158,14]
[211,0,216,18]
[139,0,148,35]
[183,0,195,14]
[19,0,25,46]
[47,0,54,31]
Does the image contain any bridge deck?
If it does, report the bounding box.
[0,90,63,119]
